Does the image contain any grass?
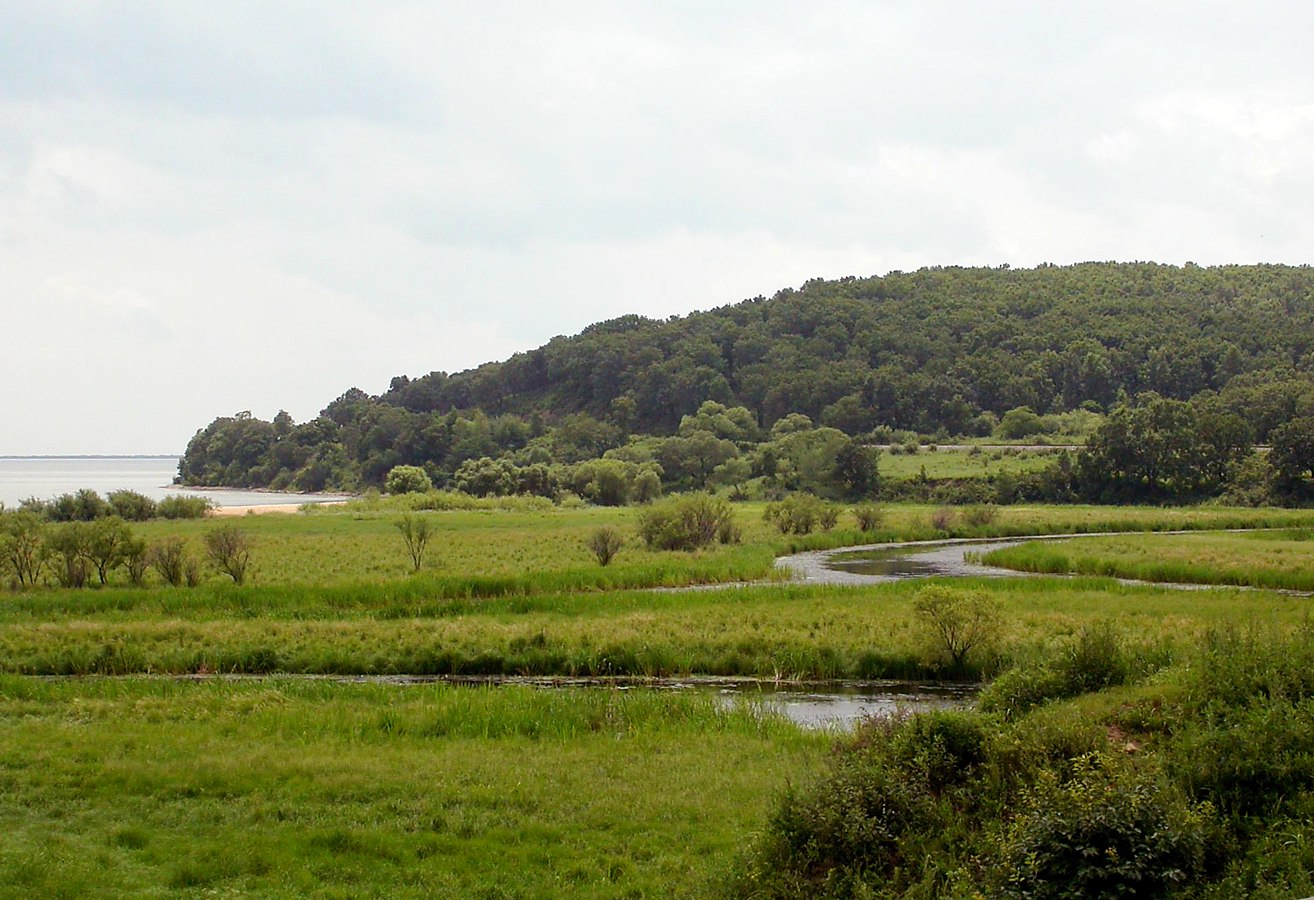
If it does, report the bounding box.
[877,446,1062,481]
[981,528,1314,592]
[0,677,825,898]
[3,574,1310,680]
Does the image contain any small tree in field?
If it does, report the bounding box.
[0,511,47,587]
[148,537,194,587]
[395,514,434,573]
[587,526,624,566]
[912,585,1002,672]
[205,524,253,585]
[86,517,134,585]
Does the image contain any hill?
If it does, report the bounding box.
[180,262,1314,494]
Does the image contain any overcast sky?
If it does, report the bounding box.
[3,2,1314,454]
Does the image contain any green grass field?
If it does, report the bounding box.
[9,501,1314,895]
[876,446,1062,481]
[0,677,824,898]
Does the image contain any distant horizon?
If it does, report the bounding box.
[0,454,181,460]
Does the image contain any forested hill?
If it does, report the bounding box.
[383,262,1312,433]
[181,262,1314,492]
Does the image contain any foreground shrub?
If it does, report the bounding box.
[45,522,91,588]
[994,755,1210,899]
[636,494,732,551]
[0,511,47,586]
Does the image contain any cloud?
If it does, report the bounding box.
[3,1,1314,452]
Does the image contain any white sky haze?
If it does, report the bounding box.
[3,2,1314,453]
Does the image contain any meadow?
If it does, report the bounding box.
[7,499,1314,896]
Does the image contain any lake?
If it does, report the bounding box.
[0,457,349,509]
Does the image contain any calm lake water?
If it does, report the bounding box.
[0,457,348,509]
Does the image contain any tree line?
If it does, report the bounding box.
[179,263,1314,504]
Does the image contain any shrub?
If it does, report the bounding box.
[851,502,883,532]
[587,526,623,567]
[147,537,195,587]
[45,522,91,588]
[635,493,732,551]
[107,490,158,521]
[384,465,433,495]
[0,511,47,586]
[818,504,840,532]
[156,495,214,519]
[930,506,957,532]
[994,755,1209,899]
[912,585,1001,673]
[86,517,134,585]
[205,525,253,585]
[962,504,1000,528]
[395,514,434,573]
[124,535,149,586]
[763,493,823,535]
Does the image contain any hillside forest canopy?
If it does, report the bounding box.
[180,262,1314,505]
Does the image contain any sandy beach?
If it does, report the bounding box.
[212,501,347,517]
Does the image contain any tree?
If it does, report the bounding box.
[384,464,433,495]
[205,525,253,585]
[148,537,198,587]
[47,522,94,587]
[395,514,434,573]
[0,511,47,586]
[912,585,1001,672]
[1269,416,1314,502]
[86,517,134,585]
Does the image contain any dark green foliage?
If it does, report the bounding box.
[635,494,733,551]
[995,756,1209,899]
[979,624,1133,718]
[1269,416,1314,502]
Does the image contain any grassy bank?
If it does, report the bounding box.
[981,528,1314,591]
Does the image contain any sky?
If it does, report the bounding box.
[3,2,1314,454]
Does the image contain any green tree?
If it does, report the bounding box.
[205,525,253,585]
[1269,416,1314,502]
[0,511,47,586]
[86,517,134,585]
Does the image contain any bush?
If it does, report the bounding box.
[0,511,47,587]
[635,493,732,551]
[107,490,157,521]
[851,502,883,532]
[930,506,957,532]
[148,537,196,587]
[395,514,434,573]
[763,493,823,535]
[45,522,91,588]
[156,495,214,519]
[205,525,253,585]
[963,504,1000,528]
[385,465,433,495]
[994,755,1209,899]
[587,526,623,567]
[818,504,840,532]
